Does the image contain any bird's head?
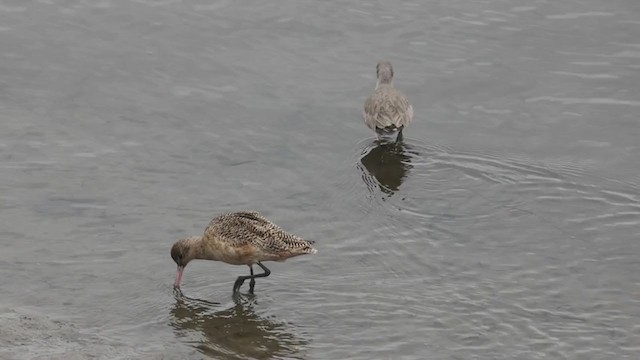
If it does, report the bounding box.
[170,236,200,288]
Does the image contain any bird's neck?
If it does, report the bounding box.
[189,235,223,261]
[376,79,393,89]
[182,235,209,261]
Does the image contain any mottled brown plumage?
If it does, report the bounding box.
[363,61,414,140]
[170,211,317,294]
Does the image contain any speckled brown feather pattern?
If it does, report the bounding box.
[204,211,316,258]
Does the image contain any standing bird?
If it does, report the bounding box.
[363,61,414,141]
[170,211,317,294]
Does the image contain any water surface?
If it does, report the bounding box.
[1,0,640,359]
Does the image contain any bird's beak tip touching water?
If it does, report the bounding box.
[174,265,185,288]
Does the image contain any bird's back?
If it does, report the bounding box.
[363,85,413,132]
[204,212,316,260]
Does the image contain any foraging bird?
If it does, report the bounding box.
[363,61,414,141]
[170,211,317,294]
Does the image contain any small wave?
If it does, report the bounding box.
[0,307,166,360]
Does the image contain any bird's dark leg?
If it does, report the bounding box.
[248,262,271,294]
[255,262,271,278]
[233,262,271,294]
[395,127,404,143]
[233,275,248,294]
[248,265,256,294]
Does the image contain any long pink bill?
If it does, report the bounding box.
[174,266,185,288]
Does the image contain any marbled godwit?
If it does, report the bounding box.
[170,211,317,294]
[363,61,414,141]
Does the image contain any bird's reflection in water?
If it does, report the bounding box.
[169,291,308,359]
[358,139,414,197]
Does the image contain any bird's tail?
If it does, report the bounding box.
[301,240,318,254]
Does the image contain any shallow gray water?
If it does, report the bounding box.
[1,0,640,359]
